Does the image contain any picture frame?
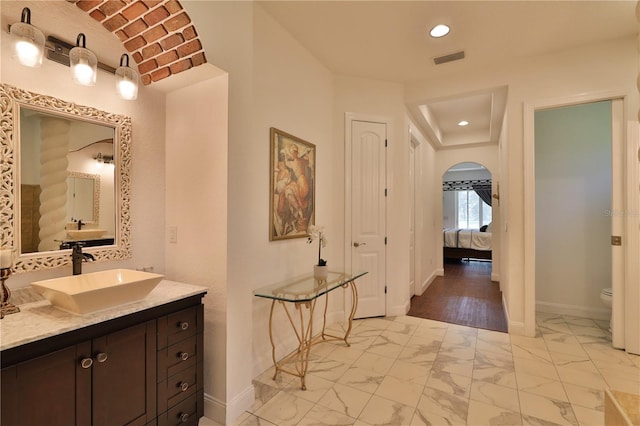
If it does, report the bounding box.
[269,127,315,241]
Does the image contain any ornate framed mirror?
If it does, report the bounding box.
[0,83,132,272]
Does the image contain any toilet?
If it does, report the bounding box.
[600,287,612,308]
[600,287,613,330]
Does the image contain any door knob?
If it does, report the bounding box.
[353,242,367,247]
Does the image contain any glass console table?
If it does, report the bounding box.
[253,271,367,390]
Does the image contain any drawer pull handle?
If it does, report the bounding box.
[179,321,189,331]
[80,357,93,369]
[179,352,189,361]
[179,381,189,392]
[95,352,108,363]
[179,413,189,423]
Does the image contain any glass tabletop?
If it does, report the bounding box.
[253,271,367,302]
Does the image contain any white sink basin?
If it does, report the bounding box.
[67,229,108,239]
[31,269,164,315]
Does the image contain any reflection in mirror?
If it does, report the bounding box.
[0,83,132,272]
[67,173,100,224]
[20,109,116,253]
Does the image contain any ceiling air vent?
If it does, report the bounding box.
[433,50,465,65]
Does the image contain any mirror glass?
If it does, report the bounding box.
[20,108,116,253]
[0,83,132,272]
[67,173,100,223]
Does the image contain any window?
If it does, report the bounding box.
[456,190,492,229]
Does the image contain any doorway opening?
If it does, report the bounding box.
[408,260,507,332]
[442,162,493,270]
[524,93,628,345]
[534,100,619,343]
[409,161,506,332]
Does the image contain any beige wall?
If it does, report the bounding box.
[250,2,336,381]
[3,2,638,425]
[410,124,439,294]
[165,73,229,421]
[406,35,639,334]
[1,2,167,288]
[333,75,411,315]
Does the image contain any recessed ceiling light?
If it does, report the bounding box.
[458,120,469,126]
[430,24,450,38]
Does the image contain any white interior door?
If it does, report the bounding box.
[409,142,416,296]
[350,119,387,318]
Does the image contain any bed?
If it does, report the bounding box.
[443,228,492,260]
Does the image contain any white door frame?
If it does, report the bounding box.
[345,112,390,316]
[523,90,633,343]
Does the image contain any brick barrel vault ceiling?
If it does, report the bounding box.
[71,0,207,86]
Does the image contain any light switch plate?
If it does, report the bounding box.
[168,226,177,243]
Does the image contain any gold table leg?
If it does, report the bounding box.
[267,278,360,390]
[269,298,317,390]
[320,280,359,345]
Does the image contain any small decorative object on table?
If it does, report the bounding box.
[0,248,20,318]
[308,225,329,280]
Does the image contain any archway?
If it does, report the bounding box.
[71,0,208,85]
[407,161,506,332]
[442,162,494,267]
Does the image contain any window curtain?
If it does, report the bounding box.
[472,184,492,206]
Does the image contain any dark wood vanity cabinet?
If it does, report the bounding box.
[1,343,92,425]
[156,305,205,426]
[1,295,205,426]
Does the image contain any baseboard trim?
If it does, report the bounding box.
[204,392,225,425]
[388,300,410,316]
[416,270,439,296]
[536,301,611,321]
[502,294,527,335]
[491,272,500,282]
[204,385,256,425]
[509,320,526,335]
[204,384,256,426]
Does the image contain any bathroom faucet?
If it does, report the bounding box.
[71,244,94,275]
[77,219,84,230]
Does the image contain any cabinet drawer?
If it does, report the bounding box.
[157,306,200,349]
[158,335,197,381]
[157,392,200,426]
[158,367,197,414]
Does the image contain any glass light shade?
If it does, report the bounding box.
[430,24,450,38]
[115,66,139,100]
[10,21,45,67]
[70,46,97,86]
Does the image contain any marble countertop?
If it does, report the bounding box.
[0,280,207,352]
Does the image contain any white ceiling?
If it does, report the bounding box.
[4,1,636,150]
[259,0,638,149]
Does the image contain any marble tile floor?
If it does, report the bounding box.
[201,313,640,426]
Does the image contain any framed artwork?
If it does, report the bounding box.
[269,127,315,241]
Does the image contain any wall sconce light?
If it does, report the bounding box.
[115,54,139,100]
[69,33,97,86]
[10,7,45,67]
[94,153,114,169]
[10,12,140,100]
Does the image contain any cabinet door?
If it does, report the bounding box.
[0,342,92,426]
[91,320,156,426]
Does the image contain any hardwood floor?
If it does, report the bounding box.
[408,260,508,332]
